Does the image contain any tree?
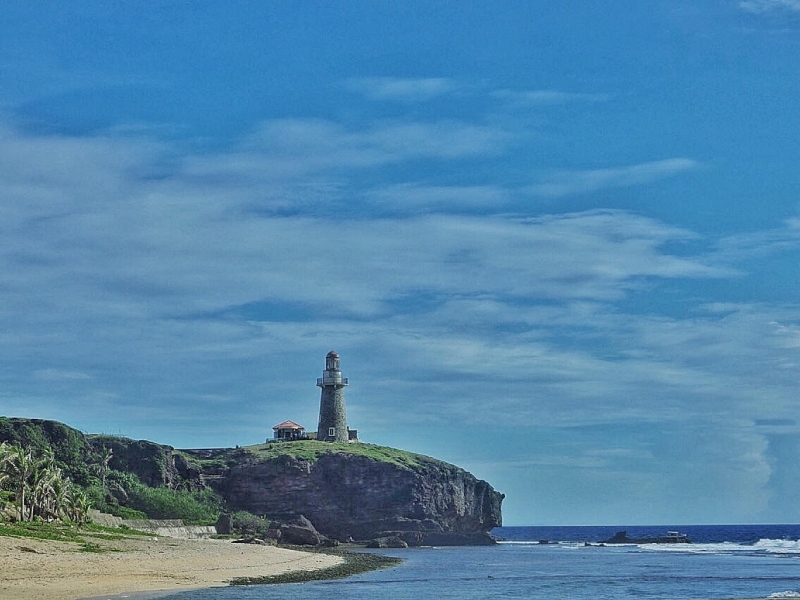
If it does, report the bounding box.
[94,446,113,496]
[0,442,11,488]
[65,489,90,525]
[0,441,91,523]
[4,444,35,521]
[0,442,12,509]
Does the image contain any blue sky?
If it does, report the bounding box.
[1,1,799,526]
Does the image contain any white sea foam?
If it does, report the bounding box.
[754,538,800,553]
[767,592,800,598]
[499,537,800,557]
[496,541,546,546]
[639,541,744,554]
[636,538,800,556]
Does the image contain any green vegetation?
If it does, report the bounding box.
[245,440,441,470]
[0,417,94,485]
[0,419,225,525]
[230,549,403,585]
[125,484,222,524]
[87,470,223,525]
[174,449,237,475]
[0,441,91,524]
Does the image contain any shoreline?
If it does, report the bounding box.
[81,592,182,600]
[0,532,352,600]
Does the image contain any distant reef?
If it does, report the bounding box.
[0,417,503,546]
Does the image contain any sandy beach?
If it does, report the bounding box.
[0,533,343,600]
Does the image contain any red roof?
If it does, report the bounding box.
[272,420,305,430]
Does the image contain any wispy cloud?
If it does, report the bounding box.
[740,0,800,13]
[368,183,509,212]
[494,88,610,106]
[183,118,512,184]
[713,218,800,262]
[527,158,700,198]
[33,369,92,381]
[345,77,459,102]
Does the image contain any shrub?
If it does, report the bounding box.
[125,482,223,524]
[111,506,149,520]
[231,510,271,536]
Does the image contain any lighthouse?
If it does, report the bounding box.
[316,351,350,442]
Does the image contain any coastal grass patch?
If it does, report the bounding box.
[174,450,233,474]
[124,483,222,525]
[229,549,403,586]
[0,520,151,552]
[245,440,442,470]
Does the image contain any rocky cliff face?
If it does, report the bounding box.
[207,447,503,544]
[87,435,203,489]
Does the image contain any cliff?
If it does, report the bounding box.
[86,434,204,489]
[188,442,503,545]
[1,418,503,545]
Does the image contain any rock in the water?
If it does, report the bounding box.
[396,530,498,546]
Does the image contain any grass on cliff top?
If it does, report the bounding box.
[244,441,445,470]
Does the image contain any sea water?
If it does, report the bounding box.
[158,525,800,600]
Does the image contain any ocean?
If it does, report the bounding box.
[157,525,800,599]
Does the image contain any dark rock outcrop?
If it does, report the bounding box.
[603,530,691,544]
[366,536,408,548]
[86,436,204,490]
[215,512,233,535]
[276,515,324,546]
[395,530,497,546]
[232,537,276,546]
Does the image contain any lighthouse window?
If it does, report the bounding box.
[328,427,336,437]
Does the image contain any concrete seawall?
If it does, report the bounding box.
[89,510,217,538]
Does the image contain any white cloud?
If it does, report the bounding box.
[528,158,700,198]
[346,77,459,101]
[369,183,509,211]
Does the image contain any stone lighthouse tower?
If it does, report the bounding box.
[316,351,349,442]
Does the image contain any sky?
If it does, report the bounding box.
[1,1,799,526]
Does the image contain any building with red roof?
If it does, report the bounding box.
[272,420,306,441]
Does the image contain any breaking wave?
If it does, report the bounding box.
[499,538,800,556]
